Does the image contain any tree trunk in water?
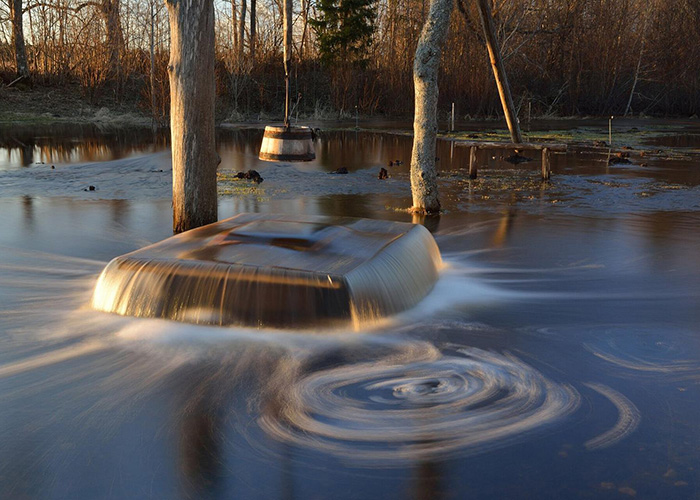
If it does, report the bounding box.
[475,0,522,144]
[10,0,30,81]
[410,0,453,214]
[166,0,219,233]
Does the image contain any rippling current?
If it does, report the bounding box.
[259,342,580,465]
[2,124,700,498]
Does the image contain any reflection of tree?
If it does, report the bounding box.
[414,460,444,500]
[0,124,170,168]
[412,212,441,233]
[491,201,518,248]
[22,195,34,228]
[316,194,375,219]
[180,392,223,496]
[175,347,289,498]
[19,137,34,167]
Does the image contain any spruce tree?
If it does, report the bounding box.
[311,0,377,67]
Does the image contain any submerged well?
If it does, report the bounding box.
[92,214,441,328]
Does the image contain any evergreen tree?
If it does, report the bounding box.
[311,0,377,67]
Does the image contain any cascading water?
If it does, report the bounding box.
[91,213,442,328]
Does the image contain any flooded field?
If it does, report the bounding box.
[1,120,699,499]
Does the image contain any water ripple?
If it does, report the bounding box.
[259,344,579,465]
[584,383,641,450]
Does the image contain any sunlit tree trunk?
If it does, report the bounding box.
[10,0,31,81]
[166,0,219,233]
[410,0,452,214]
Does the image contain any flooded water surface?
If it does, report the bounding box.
[1,121,700,499]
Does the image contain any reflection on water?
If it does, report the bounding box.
[0,124,168,169]
[1,123,700,498]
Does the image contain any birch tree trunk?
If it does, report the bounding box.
[166,0,219,233]
[10,0,30,81]
[410,0,453,214]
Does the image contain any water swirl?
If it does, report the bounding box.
[259,344,579,465]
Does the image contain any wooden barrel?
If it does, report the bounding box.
[259,125,316,161]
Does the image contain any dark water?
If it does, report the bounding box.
[1,123,700,499]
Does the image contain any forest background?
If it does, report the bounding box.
[2,0,699,123]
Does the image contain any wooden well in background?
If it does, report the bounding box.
[259,125,315,162]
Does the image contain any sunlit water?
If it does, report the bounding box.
[1,123,700,499]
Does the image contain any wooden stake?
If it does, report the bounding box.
[475,0,522,144]
[469,146,478,179]
[541,147,551,180]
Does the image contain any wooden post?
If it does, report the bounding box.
[450,102,455,132]
[166,0,219,233]
[283,0,292,128]
[475,0,522,144]
[541,147,551,180]
[469,146,478,179]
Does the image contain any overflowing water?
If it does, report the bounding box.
[91,214,442,328]
[1,122,700,498]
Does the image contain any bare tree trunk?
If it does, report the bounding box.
[148,0,157,128]
[231,0,238,58]
[283,0,292,126]
[166,0,219,233]
[10,0,31,81]
[300,0,309,58]
[99,0,125,89]
[625,2,652,116]
[410,0,453,214]
[250,0,256,63]
[238,0,247,69]
[475,0,522,143]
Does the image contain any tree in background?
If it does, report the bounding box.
[310,0,378,114]
[9,0,29,82]
[311,0,377,67]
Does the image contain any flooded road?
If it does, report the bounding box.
[1,122,699,499]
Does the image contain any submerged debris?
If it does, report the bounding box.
[236,170,264,183]
[504,154,533,164]
[378,168,389,180]
[609,152,632,165]
[330,167,349,175]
